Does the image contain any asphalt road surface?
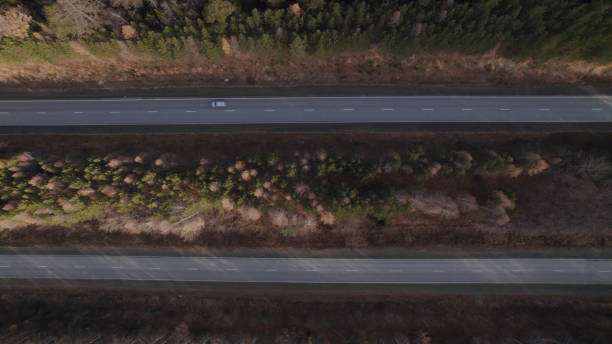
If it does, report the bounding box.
[0,256,611,284]
[1,96,611,126]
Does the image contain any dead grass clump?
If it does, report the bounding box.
[493,190,515,210]
[269,209,289,227]
[574,155,612,181]
[505,164,524,178]
[293,182,309,197]
[0,7,31,39]
[208,181,221,193]
[408,191,459,219]
[177,215,206,242]
[221,196,234,211]
[429,162,442,177]
[394,190,409,206]
[454,192,479,213]
[239,206,261,222]
[453,150,473,162]
[319,211,336,226]
[487,204,511,226]
[525,159,550,176]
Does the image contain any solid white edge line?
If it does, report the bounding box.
[0,96,606,102]
[5,255,612,261]
[0,276,608,285]
[6,120,612,126]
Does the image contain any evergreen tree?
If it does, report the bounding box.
[289,34,306,58]
[203,0,237,34]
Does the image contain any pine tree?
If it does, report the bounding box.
[289,34,306,58]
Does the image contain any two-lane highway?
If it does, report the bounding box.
[0,256,611,285]
[0,96,611,126]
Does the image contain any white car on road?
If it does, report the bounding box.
[210,100,226,108]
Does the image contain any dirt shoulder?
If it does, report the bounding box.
[1,83,611,100]
[1,246,612,259]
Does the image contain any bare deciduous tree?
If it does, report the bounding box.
[55,0,105,36]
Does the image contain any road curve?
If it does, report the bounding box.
[0,96,611,126]
[0,256,611,284]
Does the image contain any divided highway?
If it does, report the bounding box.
[1,256,611,285]
[0,96,611,126]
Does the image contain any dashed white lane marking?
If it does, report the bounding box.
[462,108,473,111]
[265,269,278,272]
[0,112,9,114]
[343,108,354,111]
[147,110,158,113]
[225,268,239,271]
[305,269,318,272]
[382,108,394,111]
[539,108,550,111]
[304,109,315,111]
[36,112,46,114]
[73,111,84,114]
[150,267,161,270]
[74,265,85,269]
[345,269,358,272]
[471,270,483,273]
[422,108,434,111]
[553,269,565,272]
[0,265,9,268]
[38,266,48,268]
[499,108,512,111]
[109,111,120,114]
[185,110,196,113]
[263,109,276,112]
[225,109,236,112]
[433,270,445,273]
[592,108,602,111]
[598,270,611,273]
[111,267,122,269]
[511,269,525,272]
